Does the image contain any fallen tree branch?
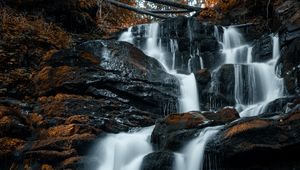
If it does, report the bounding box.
[107,0,169,19]
[225,23,257,28]
[145,0,202,11]
[149,9,192,13]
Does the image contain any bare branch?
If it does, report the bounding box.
[107,0,169,19]
[149,9,191,13]
[145,0,202,11]
[225,23,257,28]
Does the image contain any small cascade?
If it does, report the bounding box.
[174,126,223,170]
[177,74,200,112]
[222,27,243,50]
[118,27,133,44]
[94,126,154,170]
[170,39,178,70]
[220,27,284,116]
[119,22,200,112]
[213,26,220,42]
[239,34,284,117]
[199,56,204,69]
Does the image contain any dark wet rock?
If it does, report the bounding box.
[202,107,240,125]
[0,69,33,99]
[216,64,235,106]
[141,151,175,170]
[201,64,235,110]
[59,156,88,170]
[276,1,300,33]
[262,96,300,114]
[151,112,210,150]
[280,38,300,94]
[151,108,239,151]
[199,65,235,111]
[0,137,25,170]
[38,94,157,132]
[25,149,77,164]
[252,34,273,62]
[205,109,300,170]
[195,69,211,85]
[0,106,31,139]
[36,40,179,116]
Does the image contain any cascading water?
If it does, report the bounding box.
[174,126,223,170]
[120,23,200,112]
[93,126,154,170]
[219,27,284,116]
[94,21,285,170]
[94,22,201,170]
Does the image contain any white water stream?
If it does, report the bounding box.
[120,23,200,113]
[174,126,223,170]
[220,27,284,117]
[93,23,285,170]
[94,126,154,170]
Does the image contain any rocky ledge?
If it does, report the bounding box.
[0,40,179,169]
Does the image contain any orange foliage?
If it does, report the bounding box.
[0,8,72,49]
[205,0,219,7]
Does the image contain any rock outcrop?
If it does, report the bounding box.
[0,39,179,169]
[205,103,300,170]
[151,108,239,151]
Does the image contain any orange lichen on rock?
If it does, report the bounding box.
[80,51,101,65]
[165,112,207,129]
[47,124,81,137]
[0,137,25,153]
[224,119,270,138]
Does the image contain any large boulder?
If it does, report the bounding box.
[200,64,236,111]
[141,151,175,170]
[151,112,209,150]
[205,108,300,170]
[151,108,239,151]
[35,40,179,116]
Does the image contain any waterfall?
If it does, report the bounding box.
[174,126,223,170]
[94,21,286,170]
[221,27,284,116]
[119,23,200,112]
[94,126,154,170]
[118,27,133,44]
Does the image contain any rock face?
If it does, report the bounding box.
[37,40,179,116]
[0,39,179,169]
[205,107,300,170]
[252,34,274,62]
[200,64,236,111]
[276,0,300,95]
[141,151,175,170]
[151,108,239,151]
[280,38,300,94]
